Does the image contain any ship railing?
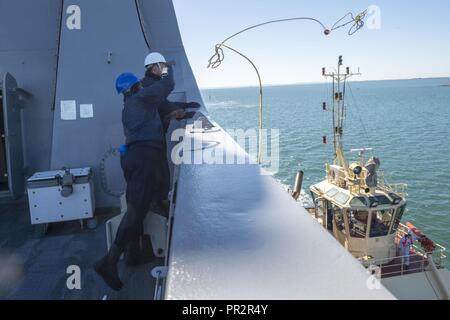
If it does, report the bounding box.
[325,167,408,197]
[377,171,408,197]
[396,222,447,265]
[378,181,408,198]
[365,224,447,278]
[366,252,434,278]
[326,165,347,188]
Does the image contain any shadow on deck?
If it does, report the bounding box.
[0,197,159,300]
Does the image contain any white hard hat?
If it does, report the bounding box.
[144,52,166,67]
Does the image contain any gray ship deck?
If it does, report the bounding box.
[0,196,159,300]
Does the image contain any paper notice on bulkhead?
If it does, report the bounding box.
[60,100,77,120]
[80,104,94,118]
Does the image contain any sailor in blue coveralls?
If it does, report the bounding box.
[94,66,176,291]
[141,52,200,211]
[399,232,420,269]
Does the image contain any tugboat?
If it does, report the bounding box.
[294,56,448,285]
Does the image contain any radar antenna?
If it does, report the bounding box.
[322,56,361,168]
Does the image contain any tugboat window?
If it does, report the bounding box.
[374,195,391,205]
[312,192,324,219]
[389,193,402,205]
[350,196,367,207]
[334,192,350,205]
[333,205,346,232]
[391,205,405,234]
[369,209,394,237]
[348,210,368,238]
[326,188,339,197]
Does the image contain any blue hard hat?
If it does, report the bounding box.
[115,72,140,94]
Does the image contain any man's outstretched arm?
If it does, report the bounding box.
[137,66,175,104]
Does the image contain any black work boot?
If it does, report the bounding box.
[124,235,156,266]
[149,201,169,218]
[94,244,123,291]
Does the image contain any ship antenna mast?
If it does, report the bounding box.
[322,56,360,167]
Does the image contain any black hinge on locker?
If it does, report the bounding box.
[59,167,74,197]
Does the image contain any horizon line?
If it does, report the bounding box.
[199,76,450,90]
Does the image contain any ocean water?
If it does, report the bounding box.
[201,78,450,254]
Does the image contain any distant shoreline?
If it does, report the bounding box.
[200,77,450,91]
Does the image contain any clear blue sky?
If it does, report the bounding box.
[172,0,450,88]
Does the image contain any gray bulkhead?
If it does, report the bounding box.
[0,0,203,206]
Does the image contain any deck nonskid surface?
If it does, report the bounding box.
[0,197,158,299]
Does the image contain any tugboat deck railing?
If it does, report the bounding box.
[396,222,447,263]
[365,223,447,278]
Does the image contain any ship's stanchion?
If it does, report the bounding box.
[426,253,450,300]
[292,170,304,201]
[151,266,168,300]
[400,256,404,275]
[421,254,425,273]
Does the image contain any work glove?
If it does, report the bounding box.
[118,144,128,156]
[185,102,201,109]
[165,109,185,120]
[177,111,197,120]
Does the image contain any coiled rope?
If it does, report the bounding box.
[207,10,367,164]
